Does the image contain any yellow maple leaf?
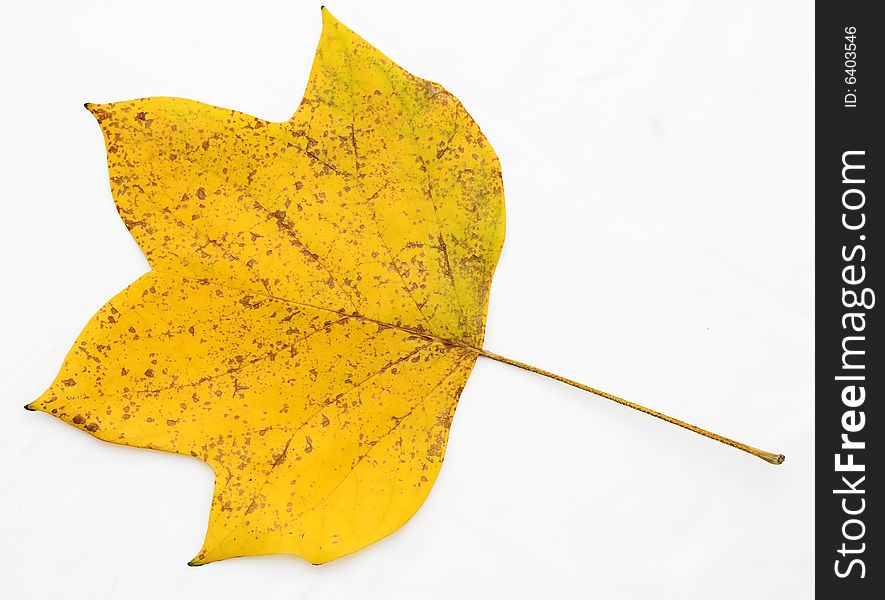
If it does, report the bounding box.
[27,8,782,566]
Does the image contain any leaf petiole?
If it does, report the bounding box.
[473,347,785,465]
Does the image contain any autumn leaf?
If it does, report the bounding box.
[29,9,501,565]
[27,8,782,566]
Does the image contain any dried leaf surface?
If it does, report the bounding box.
[30,9,504,565]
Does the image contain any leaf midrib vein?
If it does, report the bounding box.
[150,268,481,354]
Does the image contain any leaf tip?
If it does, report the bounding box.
[24,396,49,412]
[187,550,214,566]
[320,4,339,28]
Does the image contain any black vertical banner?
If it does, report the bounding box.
[816,2,881,597]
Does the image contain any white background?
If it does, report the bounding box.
[0,1,813,598]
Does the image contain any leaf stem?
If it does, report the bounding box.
[474,348,785,465]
